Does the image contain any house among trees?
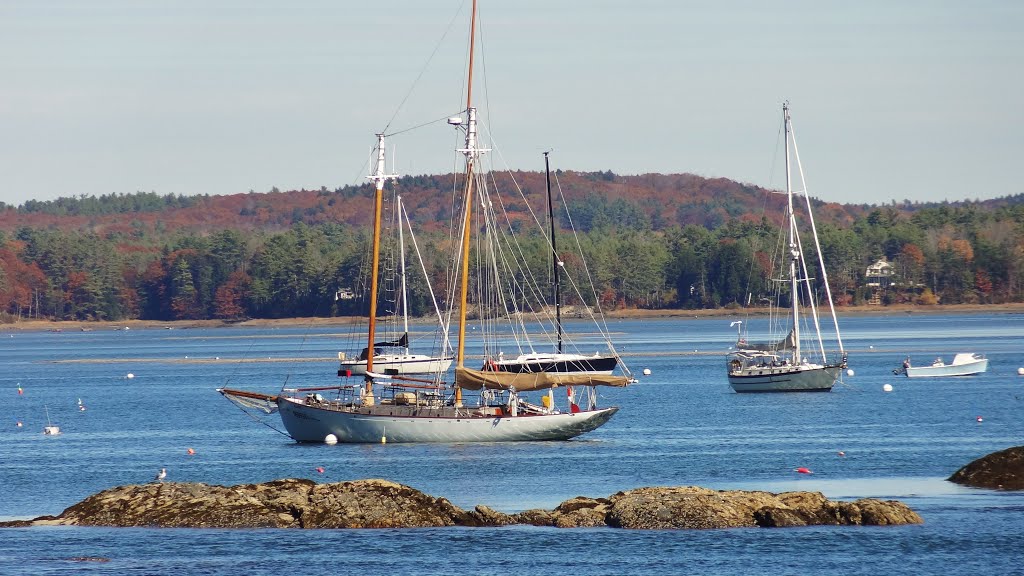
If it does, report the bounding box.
[865,258,895,305]
[865,258,895,288]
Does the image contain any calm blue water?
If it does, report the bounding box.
[1,313,1023,575]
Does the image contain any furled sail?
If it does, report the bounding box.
[737,329,796,352]
[358,333,410,359]
[455,367,629,392]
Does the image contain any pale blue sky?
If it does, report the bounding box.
[1,0,1021,206]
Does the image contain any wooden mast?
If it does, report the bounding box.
[456,0,479,369]
[454,0,479,406]
[366,133,396,394]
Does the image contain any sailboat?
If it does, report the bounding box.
[726,103,848,393]
[220,0,628,442]
[43,406,60,436]
[336,168,454,377]
[485,152,619,376]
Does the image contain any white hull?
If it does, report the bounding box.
[277,397,617,443]
[339,354,453,376]
[728,364,840,393]
[905,359,987,378]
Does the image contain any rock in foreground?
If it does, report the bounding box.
[0,479,922,530]
[948,446,1024,490]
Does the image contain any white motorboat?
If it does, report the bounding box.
[896,353,988,378]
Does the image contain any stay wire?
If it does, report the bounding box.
[380,0,467,135]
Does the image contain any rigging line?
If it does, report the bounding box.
[548,169,614,351]
[380,0,468,135]
[400,200,453,357]
[789,117,844,354]
[479,133,564,346]
[385,112,462,139]
[482,166,560,350]
[550,171,601,321]
[554,170,628,372]
[739,113,786,332]
[226,399,292,438]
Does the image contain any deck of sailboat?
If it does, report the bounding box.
[280,394,597,420]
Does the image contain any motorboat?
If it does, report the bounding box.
[895,353,987,378]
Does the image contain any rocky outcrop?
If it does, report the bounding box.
[948,446,1024,490]
[547,487,921,530]
[0,479,922,530]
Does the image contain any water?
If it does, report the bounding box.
[1,314,1023,575]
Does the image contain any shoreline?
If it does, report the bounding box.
[2,303,1022,332]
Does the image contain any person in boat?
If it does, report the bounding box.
[903,357,911,370]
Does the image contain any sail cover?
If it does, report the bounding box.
[455,367,629,392]
[359,333,410,360]
[738,329,796,352]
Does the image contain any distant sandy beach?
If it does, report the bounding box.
[3,303,1023,332]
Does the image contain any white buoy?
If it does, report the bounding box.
[642,368,652,376]
[846,369,854,377]
[126,373,135,379]
[1018,367,1024,376]
[381,426,387,444]
[324,434,338,445]
[883,383,893,392]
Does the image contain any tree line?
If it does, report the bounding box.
[3,182,1024,323]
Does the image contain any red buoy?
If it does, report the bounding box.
[315,466,325,474]
[795,467,813,474]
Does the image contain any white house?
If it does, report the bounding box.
[865,258,894,288]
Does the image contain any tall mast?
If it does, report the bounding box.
[397,195,410,353]
[366,133,397,385]
[544,152,563,353]
[454,0,480,405]
[784,102,801,363]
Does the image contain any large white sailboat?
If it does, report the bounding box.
[220,0,629,442]
[726,103,848,393]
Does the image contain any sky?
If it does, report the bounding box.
[1,0,1022,207]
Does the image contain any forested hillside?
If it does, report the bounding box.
[2,171,1023,322]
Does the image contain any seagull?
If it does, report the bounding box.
[155,468,167,483]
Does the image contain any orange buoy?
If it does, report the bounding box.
[794,467,813,474]
[187,448,195,455]
[315,466,325,474]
